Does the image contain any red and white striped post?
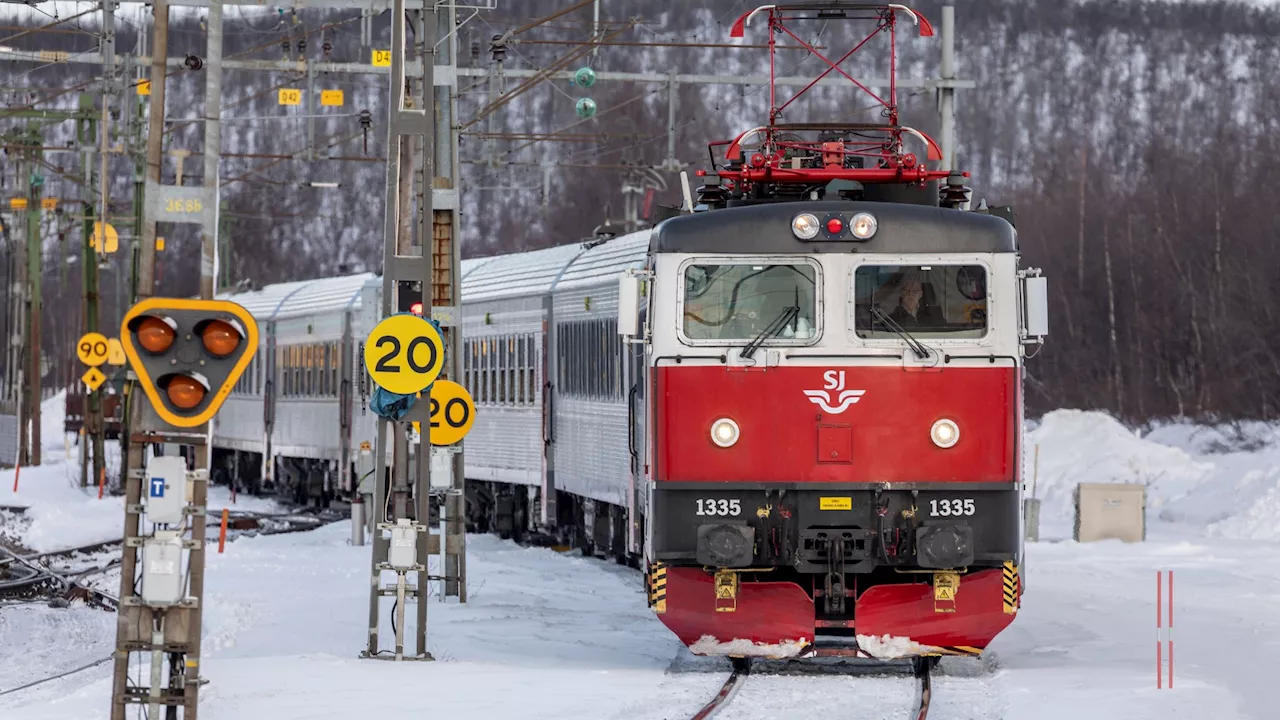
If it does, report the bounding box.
[1157,570,1173,688]
[1168,570,1174,688]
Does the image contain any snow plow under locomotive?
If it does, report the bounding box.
[619,3,1049,661]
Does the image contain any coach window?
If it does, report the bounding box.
[680,260,821,345]
[506,335,516,404]
[331,343,340,396]
[515,336,524,405]
[466,340,473,395]
[280,347,291,396]
[852,264,989,340]
[306,345,315,396]
[483,338,493,405]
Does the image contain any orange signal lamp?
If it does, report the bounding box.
[201,319,242,357]
[166,375,206,410]
[136,316,176,354]
[410,302,423,316]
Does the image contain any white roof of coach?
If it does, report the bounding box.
[460,243,585,301]
[553,231,649,292]
[460,229,650,301]
[218,272,374,322]
[215,229,653,317]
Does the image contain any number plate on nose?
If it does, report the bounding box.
[695,498,742,517]
[928,498,976,517]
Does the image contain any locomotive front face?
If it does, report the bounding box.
[631,201,1043,661]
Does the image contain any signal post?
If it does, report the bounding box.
[108,300,256,720]
[360,0,474,662]
[108,2,237,717]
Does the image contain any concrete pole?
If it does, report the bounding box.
[137,0,168,299]
[113,1,165,712]
[199,1,222,301]
[25,149,41,466]
[938,2,956,172]
[436,1,466,602]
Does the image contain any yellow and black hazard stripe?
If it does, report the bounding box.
[1002,561,1020,614]
[935,645,984,657]
[647,562,667,614]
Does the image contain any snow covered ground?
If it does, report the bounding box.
[1,404,1278,719]
[0,393,287,553]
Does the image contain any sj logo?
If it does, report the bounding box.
[803,370,865,414]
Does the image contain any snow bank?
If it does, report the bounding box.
[1026,409,1280,541]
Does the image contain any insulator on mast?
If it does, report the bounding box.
[939,172,971,209]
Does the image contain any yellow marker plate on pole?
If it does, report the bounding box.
[426,380,476,446]
[321,89,344,106]
[137,79,151,96]
[278,88,302,106]
[77,332,110,367]
[91,222,119,253]
[41,198,58,211]
[10,198,27,210]
[82,366,106,392]
[363,314,445,395]
[372,49,392,67]
[106,337,127,365]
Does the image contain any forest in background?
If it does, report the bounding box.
[2,0,1280,424]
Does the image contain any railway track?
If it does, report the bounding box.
[689,656,937,720]
[0,506,345,609]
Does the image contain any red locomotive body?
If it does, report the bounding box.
[617,3,1049,662]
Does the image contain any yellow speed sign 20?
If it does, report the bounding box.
[427,380,475,445]
[364,314,445,395]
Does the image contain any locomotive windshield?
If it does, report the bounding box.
[682,261,818,343]
[854,264,988,339]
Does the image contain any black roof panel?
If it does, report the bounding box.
[650,201,1016,255]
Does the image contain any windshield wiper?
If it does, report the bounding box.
[870,306,931,360]
[741,306,800,360]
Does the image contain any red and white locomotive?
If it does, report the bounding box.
[619,3,1049,661]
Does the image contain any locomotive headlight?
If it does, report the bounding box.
[930,418,960,449]
[791,213,820,240]
[710,418,740,448]
[850,212,878,240]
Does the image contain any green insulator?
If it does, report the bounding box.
[573,66,596,88]
[575,97,597,118]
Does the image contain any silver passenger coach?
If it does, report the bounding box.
[210,229,650,558]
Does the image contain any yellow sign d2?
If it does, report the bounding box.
[363,314,444,395]
[426,380,475,446]
[77,332,110,367]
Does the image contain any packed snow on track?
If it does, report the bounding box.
[0,403,1277,719]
